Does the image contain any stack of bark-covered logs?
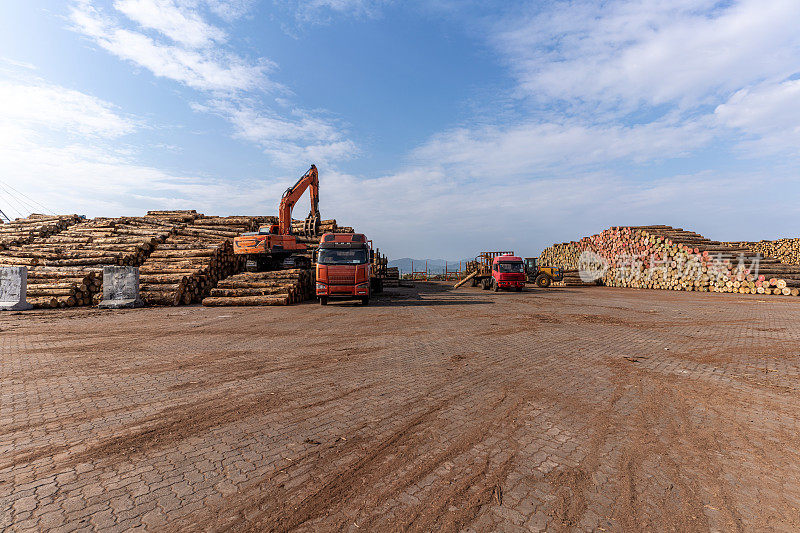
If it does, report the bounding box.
[26,267,102,308]
[0,217,176,268]
[558,270,598,287]
[384,267,400,287]
[724,239,800,266]
[138,212,267,305]
[291,218,355,262]
[541,225,800,296]
[291,218,353,236]
[0,214,83,252]
[202,269,314,306]
[0,217,176,308]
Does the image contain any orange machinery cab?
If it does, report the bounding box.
[315,233,372,305]
[233,224,307,255]
[491,255,526,291]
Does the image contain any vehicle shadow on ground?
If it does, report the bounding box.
[371,298,493,307]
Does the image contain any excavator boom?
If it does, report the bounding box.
[279,165,319,235]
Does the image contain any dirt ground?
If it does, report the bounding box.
[2,282,800,532]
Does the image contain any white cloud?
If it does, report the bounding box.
[0,105,282,219]
[0,81,135,138]
[715,79,800,155]
[412,116,713,178]
[0,57,38,71]
[496,0,800,109]
[114,0,227,48]
[70,0,268,92]
[68,0,355,165]
[281,0,388,24]
[203,0,255,21]
[304,0,383,14]
[206,101,357,166]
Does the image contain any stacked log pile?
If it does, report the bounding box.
[291,218,353,236]
[26,267,102,308]
[202,269,314,306]
[0,217,176,268]
[0,217,177,307]
[0,214,83,252]
[292,218,355,261]
[1,210,367,308]
[138,214,265,305]
[724,239,800,266]
[558,270,598,287]
[384,267,400,287]
[541,225,800,296]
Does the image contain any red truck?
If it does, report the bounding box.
[489,255,526,291]
[315,233,379,305]
[460,252,526,292]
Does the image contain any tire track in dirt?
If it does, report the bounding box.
[178,374,525,532]
[605,357,756,532]
[196,396,457,532]
[1,380,376,475]
[0,390,284,471]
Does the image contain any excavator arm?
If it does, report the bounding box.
[278,164,320,235]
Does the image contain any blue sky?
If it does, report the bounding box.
[1,0,799,259]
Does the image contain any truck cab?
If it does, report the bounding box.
[491,255,526,292]
[316,233,373,305]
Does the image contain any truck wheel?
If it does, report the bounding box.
[470,277,478,287]
[319,297,328,305]
[535,274,551,288]
[361,297,370,306]
[493,280,500,292]
[481,279,490,290]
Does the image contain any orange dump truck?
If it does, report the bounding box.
[315,233,381,306]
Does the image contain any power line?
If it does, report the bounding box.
[0,181,38,215]
[0,191,25,219]
[0,207,10,222]
[0,179,56,215]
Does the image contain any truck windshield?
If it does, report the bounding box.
[318,248,367,265]
[497,262,524,273]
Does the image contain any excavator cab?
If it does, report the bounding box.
[257,224,278,235]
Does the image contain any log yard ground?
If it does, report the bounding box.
[3,282,800,532]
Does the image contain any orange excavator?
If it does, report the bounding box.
[233,164,320,271]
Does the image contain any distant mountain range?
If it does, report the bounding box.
[388,258,473,274]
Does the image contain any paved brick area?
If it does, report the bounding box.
[2,283,800,531]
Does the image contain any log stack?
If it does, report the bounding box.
[0,217,177,307]
[144,210,199,224]
[26,267,102,308]
[724,239,800,266]
[556,269,598,287]
[541,225,800,297]
[0,210,369,308]
[202,269,314,306]
[0,217,177,268]
[0,214,83,252]
[290,218,351,236]
[384,267,400,287]
[292,218,356,262]
[138,214,266,305]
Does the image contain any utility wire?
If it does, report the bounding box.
[0,181,38,215]
[0,179,56,215]
[0,191,25,219]
[0,207,10,222]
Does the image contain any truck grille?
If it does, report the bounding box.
[327,267,356,285]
